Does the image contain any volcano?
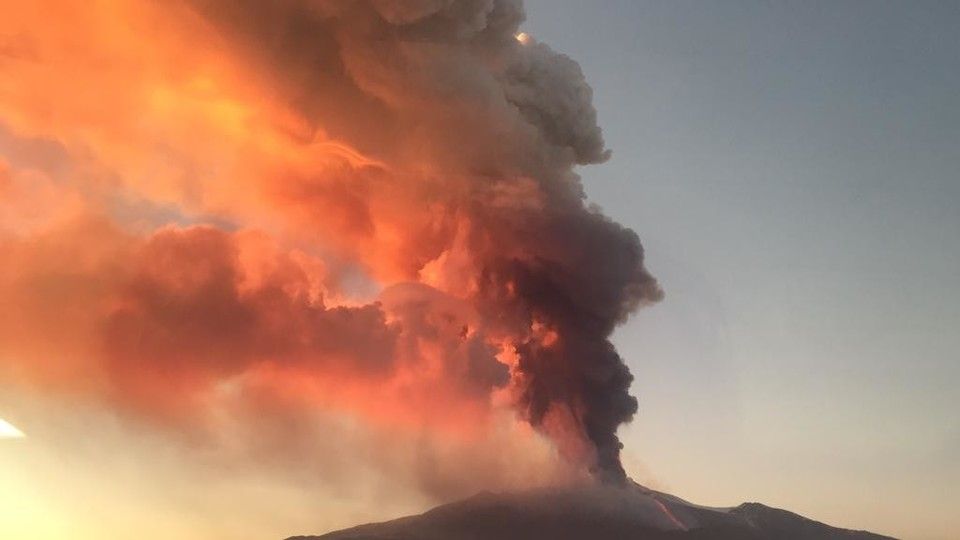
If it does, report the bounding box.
[287,482,893,540]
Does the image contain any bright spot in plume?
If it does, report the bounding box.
[515,32,531,45]
[0,418,25,439]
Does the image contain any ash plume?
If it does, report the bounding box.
[0,0,661,485]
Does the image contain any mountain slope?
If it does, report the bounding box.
[288,483,894,540]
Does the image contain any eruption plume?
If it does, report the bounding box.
[0,0,661,486]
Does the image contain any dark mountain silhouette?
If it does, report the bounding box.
[287,482,894,540]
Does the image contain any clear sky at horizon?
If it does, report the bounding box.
[522,2,959,538]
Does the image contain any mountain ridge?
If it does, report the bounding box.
[287,482,895,540]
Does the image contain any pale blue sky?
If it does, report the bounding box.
[523,2,959,538]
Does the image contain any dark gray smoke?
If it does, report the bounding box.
[183,0,663,483]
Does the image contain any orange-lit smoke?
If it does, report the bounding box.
[0,0,661,488]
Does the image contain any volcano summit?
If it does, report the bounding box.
[289,482,894,540]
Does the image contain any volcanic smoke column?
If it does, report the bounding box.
[180,0,664,482]
[0,0,663,484]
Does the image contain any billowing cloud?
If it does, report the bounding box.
[0,0,660,489]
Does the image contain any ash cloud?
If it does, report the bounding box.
[0,0,661,486]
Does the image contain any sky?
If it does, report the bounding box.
[1,2,958,540]
[523,1,960,538]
